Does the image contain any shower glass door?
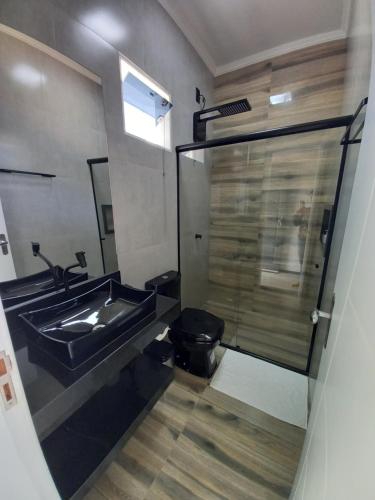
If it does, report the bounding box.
[179,127,343,372]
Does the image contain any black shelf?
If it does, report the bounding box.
[0,168,56,178]
[41,354,173,500]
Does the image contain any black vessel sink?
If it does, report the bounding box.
[20,280,156,367]
[0,267,88,308]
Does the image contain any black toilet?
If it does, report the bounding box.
[168,308,224,378]
[145,271,224,378]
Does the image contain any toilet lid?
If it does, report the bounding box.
[170,308,224,343]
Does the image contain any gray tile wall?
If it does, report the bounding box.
[179,152,211,308]
[0,0,213,288]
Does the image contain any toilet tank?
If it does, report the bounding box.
[144,270,180,300]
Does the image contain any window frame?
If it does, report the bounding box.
[119,54,172,151]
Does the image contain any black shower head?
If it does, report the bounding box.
[193,98,251,142]
[203,99,251,119]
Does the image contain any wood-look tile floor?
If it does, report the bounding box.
[84,366,305,500]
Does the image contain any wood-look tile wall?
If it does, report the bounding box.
[205,40,347,370]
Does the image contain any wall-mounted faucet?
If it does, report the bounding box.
[63,251,87,292]
[31,242,59,286]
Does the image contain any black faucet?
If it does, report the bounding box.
[63,251,87,292]
[31,242,59,286]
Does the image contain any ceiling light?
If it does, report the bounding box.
[82,10,126,44]
[270,92,292,105]
[11,64,45,88]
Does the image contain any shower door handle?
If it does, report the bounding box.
[310,309,331,325]
[310,294,335,348]
[310,294,335,325]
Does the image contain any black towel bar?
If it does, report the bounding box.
[0,168,55,178]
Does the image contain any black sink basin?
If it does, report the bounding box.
[20,279,156,367]
[0,267,88,308]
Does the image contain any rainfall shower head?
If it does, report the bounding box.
[214,99,251,117]
[193,98,251,142]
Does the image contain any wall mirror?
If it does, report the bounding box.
[0,27,118,305]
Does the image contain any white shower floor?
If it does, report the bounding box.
[211,349,308,429]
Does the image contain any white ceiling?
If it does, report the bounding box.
[158,0,351,76]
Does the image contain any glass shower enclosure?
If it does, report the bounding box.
[177,115,353,373]
[87,157,119,275]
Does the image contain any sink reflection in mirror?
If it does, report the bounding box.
[0,29,119,307]
[0,266,88,308]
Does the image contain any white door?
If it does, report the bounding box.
[0,198,57,498]
[0,300,59,499]
[0,197,16,282]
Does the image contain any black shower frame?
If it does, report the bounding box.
[176,113,357,376]
[87,156,109,274]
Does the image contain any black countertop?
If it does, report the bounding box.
[13,293,179,440]
[42,354,173,500]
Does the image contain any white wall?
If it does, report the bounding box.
[291,0,375,498]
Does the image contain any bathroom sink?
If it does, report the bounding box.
[20,279,156,367]
[0,267,88,308]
